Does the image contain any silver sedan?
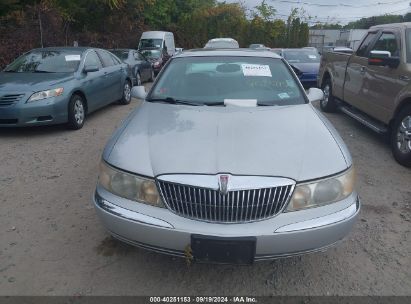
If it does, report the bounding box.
[94,49,360,264]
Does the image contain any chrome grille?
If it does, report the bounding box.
[157,181,293,223]
[0,94,25,106]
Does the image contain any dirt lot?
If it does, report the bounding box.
[0,83,410,296]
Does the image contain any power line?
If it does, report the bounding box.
[272,0,408,8]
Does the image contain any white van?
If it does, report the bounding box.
[138,31,175,56]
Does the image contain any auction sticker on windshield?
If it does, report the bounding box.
[241,64,272,77]
[65,55,81,61]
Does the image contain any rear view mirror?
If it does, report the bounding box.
[369,50,400,68]
[84,65,99,73]
[306,88,324,103]
[131,86,147,99]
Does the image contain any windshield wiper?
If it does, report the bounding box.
[146,97,202,106]
[3,70,16,73]
[33,70,53,73]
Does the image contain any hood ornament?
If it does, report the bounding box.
[218,175,229,195]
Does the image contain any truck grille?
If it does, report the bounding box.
[0,94,25,106]
[157,181,293,223]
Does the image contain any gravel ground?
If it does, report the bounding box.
[0,83,410,296]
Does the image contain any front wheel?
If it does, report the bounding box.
[320,78,338,113]
[67,94,86,130]
[391,105,411,167]
[120,80,132,105]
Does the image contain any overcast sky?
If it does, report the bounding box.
[225,0,411,24]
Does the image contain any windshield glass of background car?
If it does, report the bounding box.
[141,50,161,59]
[139,39,163,49]
[283,50,320,63]
[110,50,128,60]
[206,41,238,48]
[4,50,82,73]
[149,56,306,106]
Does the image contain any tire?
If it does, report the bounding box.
[391,104,411,167]
[149,69,155,82]
[67,94,86,130]
[320,78,338,112]
[120,80,132,105]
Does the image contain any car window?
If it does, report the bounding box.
[110,53,121,65]
[372,32,399,57]
[4,50,83,73]
[84,51,103,68]
[110,50,129,61]
[282,50,320,63]
[356,32,378,57]
[136,52,145,61]
[141,49,161,59]
[149,56,306,106]
[136,52,146,61]
[97,50,116,67]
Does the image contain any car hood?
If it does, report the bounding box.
[0,72,74,92]
[105,103,349,182]
[289,62,320,74]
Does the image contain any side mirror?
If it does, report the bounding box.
[83,65,99,73]
[306,87,324,103]
[131,86,147,99]
[369,50,400,68]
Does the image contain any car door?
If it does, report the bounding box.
[80,50,107,112]
[363,31,405,122]
[344,31,379,113]
[136,51,151,81]
[96,50,123,104]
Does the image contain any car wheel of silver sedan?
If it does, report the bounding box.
[391,105,411,167]
[120,80,132,105]
[67,94,86,130]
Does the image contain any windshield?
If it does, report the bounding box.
[139,39,163,49]
[148,56,305,106]
[110,50,128,60]
[283,50,320,63]
[4,50,82,73]
[141,49,161,59]
[205,40,239,49]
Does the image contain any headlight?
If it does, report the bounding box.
[28,88,64,102]
[153,61,161,67]
[287,167,355,211]
[98,161,164,208]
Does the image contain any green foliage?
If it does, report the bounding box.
[1,0,310,48]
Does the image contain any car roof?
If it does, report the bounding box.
[174,48,282,59]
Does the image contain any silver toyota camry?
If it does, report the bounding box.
[94,49,360,264]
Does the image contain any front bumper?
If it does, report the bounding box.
[94,186,360,261]
[0,95,68,127]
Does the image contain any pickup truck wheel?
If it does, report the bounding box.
[391,105,411,167]
[320,79,337,113]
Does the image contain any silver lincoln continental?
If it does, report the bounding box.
[94,49,360,264]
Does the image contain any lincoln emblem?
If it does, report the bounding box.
[219,175,229,195]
